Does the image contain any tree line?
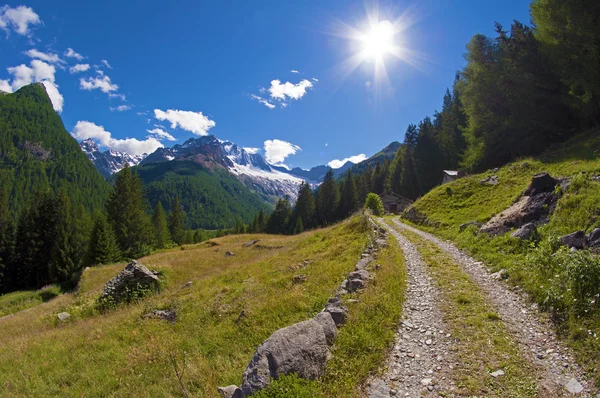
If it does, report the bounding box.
[0,165,235,294]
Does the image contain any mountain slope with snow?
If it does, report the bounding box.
[79,139,146,178]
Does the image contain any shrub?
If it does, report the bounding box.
[364,193,385,216]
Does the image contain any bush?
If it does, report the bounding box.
[364,193,385,216]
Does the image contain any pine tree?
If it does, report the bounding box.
[168,196,185,245]
[267,197,292,234]
[257,208,267,233]
[293,216,304,235]
[293,181,315,230]
[48,191,83,285]
[338,171,359,219]
[152,202,171,249]
[106,165,155,258]
[316,169,340,225]
[0,187,13,292]
[250,214,259,233]
[87,214,121,266]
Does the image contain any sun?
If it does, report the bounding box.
[361,20,395,60]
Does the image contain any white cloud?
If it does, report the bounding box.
[69,63,90,74]
[290,69,299,73]
[327,154,367,169]
[312,77,319,82]
[154,109,215,136]
[71,121,163,156]
[5,60,64,112]
[101,59,112,69]
[251,94,275,109]
[243,147,261,154]
[25,49,64,64]
[0,5,41,36]
[109,92,126,101]
[0,79,12,92]
[110,104,131,112]
[147,128,176,142]
[325,143,328,147]
[80,75,118,93]
[269,79,313,101]
[264,139,301,166]
[64,48,84,61]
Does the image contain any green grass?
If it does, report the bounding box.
[394,224,538,397]
[0,215,407,397]
[404,128,600,386]
[0,285,61,318]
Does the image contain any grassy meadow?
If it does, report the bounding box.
[0,215,407,397]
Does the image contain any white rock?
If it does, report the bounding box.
[57,312,70,322]
[490,370,505,378]
[565,378,583,394]
[420,378,432,386]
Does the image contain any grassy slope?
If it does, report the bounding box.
[0,215,406,397]
[406,128,600,385]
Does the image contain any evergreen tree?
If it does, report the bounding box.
[152,202,171,249]
[293,216,304,235]
[0,187,13,292]
[87,214,121,266]
[168,196,185,245]
[267,197,292,234]
[399,124,422,199]
[106,165,155,258]
[389,146,405,194]
[531,0,600,125]
[250,214,259,233]
[257,208,267,233]
[338,171,359,218]
[316,169,340,225]
[293,181,316,230]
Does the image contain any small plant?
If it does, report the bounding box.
[169,351,190,398]
[364,193,385,216]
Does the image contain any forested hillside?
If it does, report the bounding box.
[0,84,110,218]
[133,161,270,229]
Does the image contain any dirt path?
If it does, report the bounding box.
[368,220,458,397]
[391,218,596,397]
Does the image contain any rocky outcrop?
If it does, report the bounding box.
[559,231,587,250]
[142,309,176,323]
[480,172,560,236]
[240,315,334,395]
[99,260,159,304]
[511,222,537,240]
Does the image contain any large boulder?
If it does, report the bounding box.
[511,222,537,240]
[99,260,159,304]
[587,228,600,247]
[313,312,337,345]
[560,231,587,250]
[217,385,243,398]
[241,318,332,395]
[524,172,558,196]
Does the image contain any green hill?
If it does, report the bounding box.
[0,83,110,217]
[403,128,600,381]
[132,161,271,229]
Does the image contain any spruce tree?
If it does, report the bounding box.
[168,196,185,245]
[106,165,155,258]
[87,214,121,265]
[293,181,316,229]
[257,208,267,233]
[152,202,171,248]
[0,187,13,292]
[316,169,340,225]
[293,216,304,235]
[48,191,83,285]
[267,197,292,234]
[338,171,359,219]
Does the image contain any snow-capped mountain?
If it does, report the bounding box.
[79,139,147,178]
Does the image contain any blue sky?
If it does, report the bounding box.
[0,0,531,169]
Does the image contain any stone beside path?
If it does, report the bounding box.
[391,218,597,397]
[368,220,456,397]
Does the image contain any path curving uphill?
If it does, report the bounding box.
[390,218,596,397]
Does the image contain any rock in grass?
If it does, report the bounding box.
[565,378,583,394]
[559,231,587,249]
[347,278,366,292]
[292,275,307,284]
[142,309,176,323]
[587,228,600,247]
[242,240,261,248]
[511,222,537,240]
[241,318,332,395]
[490,369,505,378]
[348,269,369,281]
[313,312,337,345]
[217,385,243,398]
[324,296,348,326]
[524,172,558,196]
[100,260,159,304]
[57,312,70,322]
[225,251,235,257]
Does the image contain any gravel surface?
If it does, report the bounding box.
[367,220,457,397]
[392,218,597,397]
